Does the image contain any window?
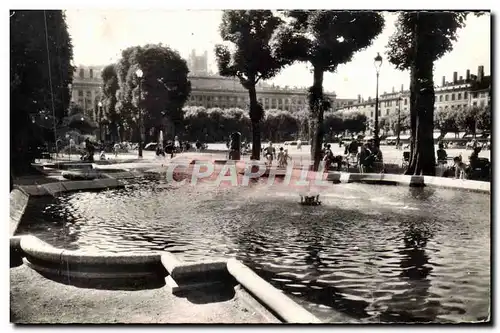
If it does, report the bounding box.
[207,96,211,101]
[480,101,485,107]
[445,94,449,101]
[439,95,443,102]
[444,106,448,109]
[86,91,92,96]
[89,69,94,79]
[404,107,407,111]
[78,90,83,97]
[473,101,477,106]
[451,93,455,101]
[386,110,389,115]
[371,111,373,117]
[458,93,462,100]
[378,110,381,116]
[464,92,468,99]
[404,98,408,105]
[79,68,84,78]
[472,92,478,98]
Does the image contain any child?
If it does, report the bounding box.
[453,156,467,179]
[263,142,275,166]
[278,148,291,168]
[277,147,285,168]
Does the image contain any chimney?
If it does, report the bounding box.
[368,97,372,102]
[357,94,361,103]
[478,65,484,82]
[453,72,458,83]
[392,86,395,93]
[459,76,463,82]
[400,84,404,92]
[466,69,471,81]
[442,76,446,87]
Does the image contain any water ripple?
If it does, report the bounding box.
[17,180,490,323]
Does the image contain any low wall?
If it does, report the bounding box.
[11,235,321,324]
[18,235,164,280]
[18,178,124,197]
[329,172,490,193]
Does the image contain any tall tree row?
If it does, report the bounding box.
[387,12,469,175]
[215,10,292,160]
[273,11,385,170]
[10,10,74,174]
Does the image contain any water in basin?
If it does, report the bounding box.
[17,179,490,323]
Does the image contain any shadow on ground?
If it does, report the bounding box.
[173,282,237,305]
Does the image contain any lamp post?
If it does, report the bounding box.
[68,83,73,106]
[97,101,103,142]
[374,52,383,148]
[135,68,144,158]
[397,93,402,149]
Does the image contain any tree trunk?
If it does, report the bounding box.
[248,85,262,160]
[309,66,325,171]
[405,15,436,176]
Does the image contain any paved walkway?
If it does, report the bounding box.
[10,264,278,324]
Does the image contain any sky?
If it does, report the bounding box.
[65,10,491,99]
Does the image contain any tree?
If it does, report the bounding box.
[476,105,491,133]
[215,10,292,160]
[115,44,191,145]
[10,10,74,174]
[434,107,459,138]
[456,106,479,136]
[101,64,120,142]
[387,12,468,175]
[323,112,344,140]
[342,112,367,135]
[388,109,410,134]
[274,11,384,170]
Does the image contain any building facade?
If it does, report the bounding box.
[70,50,341,119]
[337,65,491,133]
[69,65,104,121]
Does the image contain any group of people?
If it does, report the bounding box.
[439,144,490,180]
[262,142,292,168]
[337,137,383,173]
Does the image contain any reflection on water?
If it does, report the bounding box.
[17,180,490,323]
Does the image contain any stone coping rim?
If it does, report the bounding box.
[18,178,125,197]
[18,235,162,265]
[329,172,490,193]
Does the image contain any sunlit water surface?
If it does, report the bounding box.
[18,179,490,323]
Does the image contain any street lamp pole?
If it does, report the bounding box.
[98,101,103,142]
[397,94,402,149]
[135,68,144,158]
[374,52,383,148]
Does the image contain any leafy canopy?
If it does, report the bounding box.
[215,10,291,87]
[387,11,468,70]
[273,10,385,71]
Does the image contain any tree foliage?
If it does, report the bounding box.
[115,44,191,141]
[10,10,74,174]
[273,10,385,169]
[101,64,120,141]
[182,107,368,143]
[215,10,292,159]
[387,11,468,175]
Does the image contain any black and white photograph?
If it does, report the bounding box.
[8,5,492,326]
